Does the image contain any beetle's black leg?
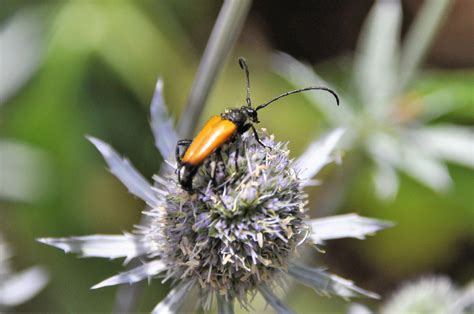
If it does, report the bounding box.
[211,166,217,187]
[209,149,220,187]
[241,123,251,133]
[211,148,227,189]
[218,149,226,176]
[240,123,270,149]
[234,144,240,171]
[175,142,182,164]
[176,139,192,164]
[249,124,270,149]
[176,140,193,191]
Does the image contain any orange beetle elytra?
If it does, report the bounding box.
[176,58,339,192]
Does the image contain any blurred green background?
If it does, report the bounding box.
[1,0,473,312]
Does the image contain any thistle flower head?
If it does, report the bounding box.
[140,131,307,307]
[38,79,393,313]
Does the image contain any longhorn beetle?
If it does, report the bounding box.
[176,57,339,192]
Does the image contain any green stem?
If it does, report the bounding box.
[178,0,252,138]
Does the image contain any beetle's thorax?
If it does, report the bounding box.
[221,106,259,132]
[221,108,248,130]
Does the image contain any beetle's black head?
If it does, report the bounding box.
[241,106,259,123]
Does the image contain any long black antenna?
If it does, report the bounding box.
[255,86,339,111]
[238,57,252,107]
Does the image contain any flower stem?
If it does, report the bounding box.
[178,0,252,138]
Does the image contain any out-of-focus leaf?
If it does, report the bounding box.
[0,266,48,307]
[97,1,186,101]
[407,125,474,169]
[353,0,401,118]
[399,0,453,90]
[372,157,399,200]
[272,52,354,126]
[418,89,457,122]
[0,9,43,104]
[416,71,474,119]
[368,133,452,192]
[397,143,453,192]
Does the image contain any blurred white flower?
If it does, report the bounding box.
[0,233,48,310]
[273,0,473,200]
[349,276,474,314]
[38,79,393,313]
